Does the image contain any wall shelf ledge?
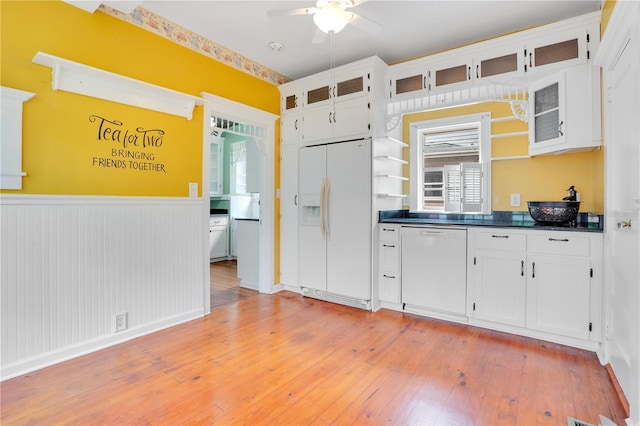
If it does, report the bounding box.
[32,52,204,120]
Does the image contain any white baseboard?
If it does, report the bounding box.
[1,309,204,381]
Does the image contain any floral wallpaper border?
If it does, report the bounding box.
[99,4,291,86]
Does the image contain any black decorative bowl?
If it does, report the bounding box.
[527,201,580,225]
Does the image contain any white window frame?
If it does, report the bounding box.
[409,112,491,213]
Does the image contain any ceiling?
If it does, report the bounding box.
[140,0,602,81]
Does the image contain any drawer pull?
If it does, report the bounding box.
[382,244,396,248]
[521,260,524,277]
[532,261,536,278]
[383,274,396,279]
[382,228,397,232]
[548,238,569,242]
[492,235,509,239]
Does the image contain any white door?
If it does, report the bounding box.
[326,140,371,299]
[603,18,640,422]
[280,144,298,287]
[298,145,327,292]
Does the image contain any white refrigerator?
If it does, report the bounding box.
[298,139,371,304]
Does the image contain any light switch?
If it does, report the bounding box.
[510,193,521,207]
[189,182,198,198]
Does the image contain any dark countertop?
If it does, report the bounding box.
[379,210,604,233]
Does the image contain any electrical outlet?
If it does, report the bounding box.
[510,193,521,207]
[114,312,128,333]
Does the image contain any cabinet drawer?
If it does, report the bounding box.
[527,234,589,257]
[474,231,526,251]
[379,271,401,303]
[210,216,229,226]
[379,242,400,271]
[379,225,400,243]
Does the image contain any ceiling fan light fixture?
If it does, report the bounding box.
[313,3,350,34]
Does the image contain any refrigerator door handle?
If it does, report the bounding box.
[324,179,331,238]
[320,179,326,237]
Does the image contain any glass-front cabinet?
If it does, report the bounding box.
[210,134,223,196]
[528,64,600,155]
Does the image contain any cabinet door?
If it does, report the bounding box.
[529,65,599,155]
[209,136,223,196]
[475,47,523,82]
[529,70,566,150]
[428,57,473,92]
[280,144,298,286]
[388,63,428,99]
[210,227,228,259]
[281,91,300,114]
[334,68,368,102]
[281,113,301,146]
[333,96,370,141]
[525,28,589,74]
[302,104,333,146]
[526,254,591,340]
[472,250,526,327]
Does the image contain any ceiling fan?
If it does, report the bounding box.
[267,0,382,43]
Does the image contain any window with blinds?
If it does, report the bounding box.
[410,113,491,213]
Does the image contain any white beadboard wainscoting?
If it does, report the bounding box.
[0,195,207,380]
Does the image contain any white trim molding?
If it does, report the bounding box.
[0,86,35,190]
[595,1,640,70]
[32,52,204,120]
[200,92,280,295]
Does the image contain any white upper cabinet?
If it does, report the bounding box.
[388,62,428,100]
[279,83,303,146]
[474,45,523,83]
[528,64,600,155]
[385,12,599,106]
[428,56,475,93]
[523,28,590,75]
[297,57,386,146]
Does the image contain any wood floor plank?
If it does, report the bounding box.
[1,277,628,426]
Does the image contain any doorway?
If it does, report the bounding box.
[201,93,279,314]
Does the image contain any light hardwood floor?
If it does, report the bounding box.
[210,260,258,310]
[1,282,626,425]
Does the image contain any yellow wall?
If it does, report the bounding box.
[403,102,604,213]
[1,0,279,197]
[1,0,281,280]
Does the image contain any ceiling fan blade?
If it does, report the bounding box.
[311,28,327,44]
[267,7,315,17]
[348,11,382,35]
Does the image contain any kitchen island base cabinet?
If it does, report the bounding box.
[401,226,467,317]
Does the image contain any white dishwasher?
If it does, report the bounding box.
[401,226,467,316]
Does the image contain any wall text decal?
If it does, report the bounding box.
[89,115,167,173]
